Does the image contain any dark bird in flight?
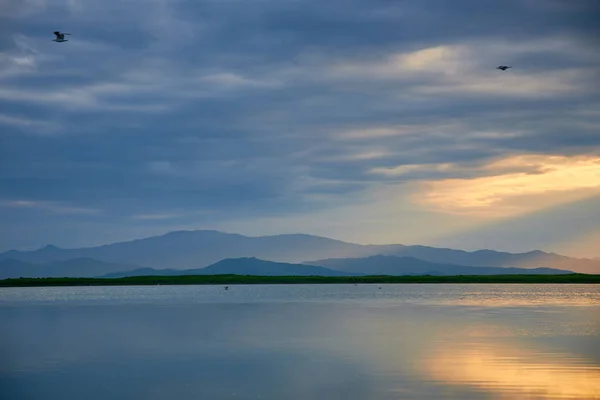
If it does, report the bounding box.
[53,31,71,42]
[496,65,512,71]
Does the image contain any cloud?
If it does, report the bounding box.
[333,124,444,141]
[414,154,600,217]
[0,199,101,215]
[370,163,457,178]
[131,213,180,221]
[328,39,597,98]
[0,0,599,254]
[415,68,595,98]
[199,72,282,89]
[0,114,62,134]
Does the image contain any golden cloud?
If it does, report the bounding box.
[414,154,600,217]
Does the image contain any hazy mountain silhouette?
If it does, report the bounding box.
[375,246,598,272]
[304,255,574,276]
[100,257,354,278]
[200,257,354,276]
[0,230,597,274]
[0,231,372,269]
[99,267,178,278]
[101,256,572,279]
[0,258,140,279]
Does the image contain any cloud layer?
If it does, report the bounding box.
[1,0,599,256]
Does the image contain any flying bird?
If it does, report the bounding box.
[496,65,512,71]
[53,31,71,42]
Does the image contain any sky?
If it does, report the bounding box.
[1,0,599,258]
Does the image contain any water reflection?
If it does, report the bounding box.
[423,341,600,399]
[1,284,599,399]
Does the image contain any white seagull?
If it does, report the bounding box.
[53,31,71,42]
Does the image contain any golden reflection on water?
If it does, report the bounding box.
[335,302,600,399]
[435,286,600,308]
[422,341,600,399]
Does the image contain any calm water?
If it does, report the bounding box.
[1,284,599,400]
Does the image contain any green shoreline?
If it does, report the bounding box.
[1,274,600,287]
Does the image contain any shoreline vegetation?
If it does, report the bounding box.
[1,274,600,287]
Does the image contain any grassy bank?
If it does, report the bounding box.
[1,273,600,287]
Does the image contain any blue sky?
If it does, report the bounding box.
[1,0,599,257]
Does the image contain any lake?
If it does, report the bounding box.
[1,284,599,399]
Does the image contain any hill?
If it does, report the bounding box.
[377,246,599,274]
[200,257,354,276]
[304,255,574,276]
[1,230,598,273]
[100,257,353,278]
[0,258,140,279]
[0,231,366,270]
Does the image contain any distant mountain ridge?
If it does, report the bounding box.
[0,255,577,280]
[0,231,363,270]
[1,230,598,274]
[101,257,354,278]
[103,256,573,279]
[0,258,140,279]
[304,255,573,276]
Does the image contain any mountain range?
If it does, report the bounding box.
[0,229,598,278]
[99,258,354,278]
[303,255,573,276]
[0,258,140,279]
[0,255,572,280]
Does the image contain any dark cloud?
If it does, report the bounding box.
[0,0,599,251]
